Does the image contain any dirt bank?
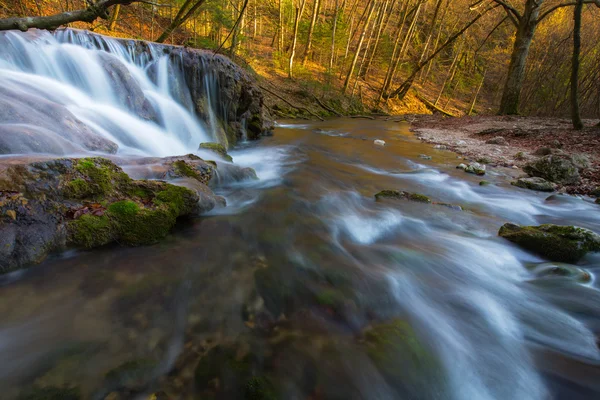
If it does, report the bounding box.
[410,115,600,195]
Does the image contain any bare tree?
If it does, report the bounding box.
[571,0,584,129]
[289,0,308,78]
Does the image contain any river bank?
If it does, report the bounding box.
[411,115,600,195]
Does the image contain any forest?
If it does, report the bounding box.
[2,0,600,118]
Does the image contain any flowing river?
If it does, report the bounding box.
[1,30,600,400]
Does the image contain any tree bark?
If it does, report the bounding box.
[0,0,135,31]
[571,0,584,129]
[385,5,493,100]
[108,4,120,30]
[155,0,207,43]
[329,0,341,70]
[302,0,320,65]
[342,0,376,93]
[289,0,307,79]
[498,0,543,115]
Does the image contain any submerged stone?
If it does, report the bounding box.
[529,262,592,283]
[374,190,431,203]
[498,223,600,263]
[511,177,557,192]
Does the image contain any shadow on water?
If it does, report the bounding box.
[1,119,600,399]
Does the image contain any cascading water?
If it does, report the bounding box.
[0,29,222,157]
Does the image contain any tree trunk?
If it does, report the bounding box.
[571,0,584,129]
[343,0,376,93]
[289,0,307,79]
[498,0,543,115]
[363,0,389,77]
[155,0,208,43]
[302,0,320,65]
[329,0,344,70]
[386,6,492,100]
[468,69,487,115]
[108,3,120,31]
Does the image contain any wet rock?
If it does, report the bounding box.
[461,162,486,175]
[479,180,491,186]
[418,154,432,160]
[211,162,259,187]
[515,151,527,161]
[363,320,443,397]
[533,147,553,156]
[457,163,467,170]
[498,223,600,263]
[523,154,580,185]
[433,144,447,150]
[103,359,158,393]
[374,190,431,203]
[530,262,592,283]
[374,139,386,146]
[486,136,508,145]
[17,386,81,400]
[511,177,557,192]
[199,142,233,162]
[0,157,203,272]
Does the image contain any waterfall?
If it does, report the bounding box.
[0,29,225,157]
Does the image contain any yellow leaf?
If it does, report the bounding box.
[6,210,16,220]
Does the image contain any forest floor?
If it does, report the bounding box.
[411,115,600,195]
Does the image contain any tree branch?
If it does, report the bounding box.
[537,0,600,23]
[0,0,135,31]
[489,0,522,21]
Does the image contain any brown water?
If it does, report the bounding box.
[1,119,600,400]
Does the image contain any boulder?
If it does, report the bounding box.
[523,155,580,185]
[529,262,592,283]
[511,177,557,192]
[463,162,486,175]
[0,157,208,272]
[486,136,508,146]
[498,223,600,263]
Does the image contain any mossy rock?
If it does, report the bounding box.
[499,223,600,263]
[374,190,431,203]
[17,386,81,400]
[245,376,277,400]
[104,359,158,392]
[67,181,199,247]
[523,155,580,185]
[199,142,233,162]
[479,180,490,186]
[63,158,131,199]
[511,177,556,192]
[363,320,442,396]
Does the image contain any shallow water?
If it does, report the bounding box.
[1,118,600,399]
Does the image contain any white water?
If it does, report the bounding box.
[0,29,217,156]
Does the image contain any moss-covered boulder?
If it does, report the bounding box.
[199,142,233,162]
[511,177,557,192]
[363,320,443,397]
[374,190,431,203]
[523,155,580,185]
[0,157,203,272]
[498,223,600,263]
[17,386,81,400]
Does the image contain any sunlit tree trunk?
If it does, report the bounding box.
[108,4,120,31]
[343,0,375,93]
[329,0,341,70]
[571,0,584,129]
[289,0,307,78]
[302,0,320,65]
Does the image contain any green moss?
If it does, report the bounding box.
[315,289,345,310]
[375,190,431,203]
[65,179,91,199]
[199,142,233,162]
[172,160,201,180]
[408,193,431,203]
[479,180,490,186]
[154,185,197,215]
[364,320,440,393]
[104,359,157,390]
[67,158,131,199]
[108,203,175,246]
[68,214,114,248]
[17,386,80,400]
[245,377,277,400]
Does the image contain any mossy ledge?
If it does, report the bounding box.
[0,157,202,272]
